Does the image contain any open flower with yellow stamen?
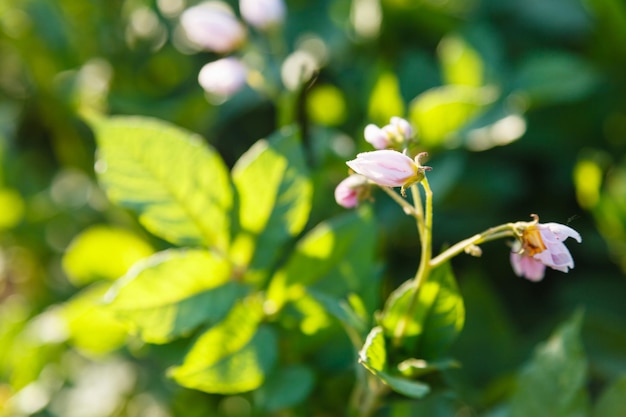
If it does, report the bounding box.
[510,216,582,281]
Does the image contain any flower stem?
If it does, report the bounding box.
[392,177,433,345]
[429,223,517,269]
[379,186,420,218]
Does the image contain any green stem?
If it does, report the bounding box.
[392,178,433,345]
[379,186,420,217]
[429,223,517,269]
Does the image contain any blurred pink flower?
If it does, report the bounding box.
[364,117,414,150]
[239,0,286,30]
[389,116,413,139]
[180,1,246,53]
[198,57,247,97]
[334,174,370,208]
[346,150,429,193]
[510,222,582,281]
[364,124,390,149]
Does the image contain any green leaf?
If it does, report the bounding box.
[594,375,626,417]
[60,283,128,356]
[367,71,406,126]
[92,115,233,250]
[378,371,430,400]
[169,296,277,394]
[230,126,312,286]
[397,357,460,378]
[510,310,588,417]
[359,327,430,399]
[359,326,386,373]
[512,52,599,106]
[106,249,243,344]
[62,225,154,286]
[267,209,377,312]
[409,85,498,147]
[0,187,24,230]
[380,262,464,360]
[438,35,484,87]
[254,365,315,412]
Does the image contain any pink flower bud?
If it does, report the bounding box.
[334,174,370,208]
[180,2,246,53]
[346,150,427,192]
[198,57,247,97]
[364,124,391,149]
[239,0,286,30]
[510,221,581,281]
[389,116,413,139]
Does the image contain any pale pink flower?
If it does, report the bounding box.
[364,124,391,149]
[510,222,582,281]
[239,0,286,30]
[198,57,247,97]
[334,174,370,208]
[180,2,246,53]
[346,150,430,194]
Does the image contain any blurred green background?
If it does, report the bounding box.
[1,0,626,416]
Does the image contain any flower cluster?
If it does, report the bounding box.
[364,116,414,150]
[180,0,286,98]
[335,117,429,208]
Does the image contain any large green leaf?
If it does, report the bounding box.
[230,126,312,285]
[409,85,497,147]
[380,261,464,359]
[60,283,128,356]
[169,296,277,394]
[92,115,233,251]
[266,209,377,312]
[106,249,243,344]
[62,225,154,286]
[510,311,588,417]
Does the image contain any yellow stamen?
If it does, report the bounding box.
[522,226,546,256]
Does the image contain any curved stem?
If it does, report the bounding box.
[429,223,517,269]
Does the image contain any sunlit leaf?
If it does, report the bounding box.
[62,225,154,286]
[230,126,312,285]
[379,262,464,359]
[307,84,347,126]
[169,296,277,394]
[593,375,626,417]
[0,188,24,230]
[254,365,315,412]
[60,283,128,356]
[359,326,386,373]
[397,357,460,378]
[106,249,244,344]
[510,310,588,417]
[266,209,377,313]
[574,158,603,209]
[91,115,233,251]
[368,71,405,126]
[438,35,484,87]
[409,85,498,147]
